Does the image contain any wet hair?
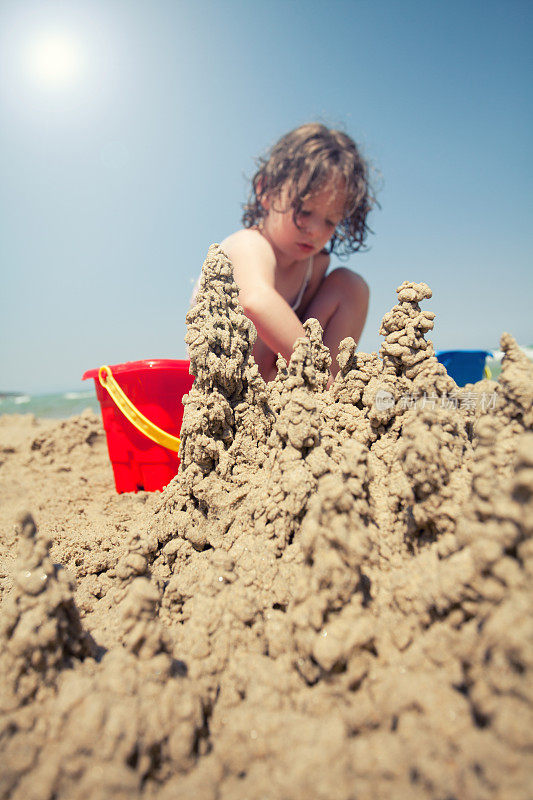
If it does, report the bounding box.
[242,123,377,256]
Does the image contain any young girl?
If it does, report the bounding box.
[221,123,376,383]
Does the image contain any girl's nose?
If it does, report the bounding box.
[311,220,327,241]
[304,217,319,235]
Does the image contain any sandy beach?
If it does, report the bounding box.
[1,245,532,800]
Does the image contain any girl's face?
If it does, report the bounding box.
[261,175,346,264]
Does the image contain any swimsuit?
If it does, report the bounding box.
[190,254,314,313]
[290,255,313,313]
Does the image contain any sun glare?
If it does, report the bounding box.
[1,9,117,124]
[25,31,84,89]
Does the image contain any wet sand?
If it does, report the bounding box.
[1,245,532,800]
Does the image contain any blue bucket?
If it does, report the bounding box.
[436,350,491,387]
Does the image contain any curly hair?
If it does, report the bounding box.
[242,123,377,256]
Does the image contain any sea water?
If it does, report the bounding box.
[0,389,100,419]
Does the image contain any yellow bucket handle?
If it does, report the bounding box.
[98,365,180,453]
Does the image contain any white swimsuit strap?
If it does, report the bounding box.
[291,255,313,312]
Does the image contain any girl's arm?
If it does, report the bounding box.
[241,284,307,363]
[221,231,306,363]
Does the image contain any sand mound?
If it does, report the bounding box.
[1,244,532,799]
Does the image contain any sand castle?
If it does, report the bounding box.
[1,244,532,799]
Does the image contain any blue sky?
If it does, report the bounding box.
[1,0,531,393]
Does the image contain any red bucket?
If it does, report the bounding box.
[82,359,194,493]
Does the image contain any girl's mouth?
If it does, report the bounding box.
[297,242,313,253]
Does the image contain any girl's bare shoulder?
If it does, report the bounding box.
[220,229,276,288]
[220,229,274,265]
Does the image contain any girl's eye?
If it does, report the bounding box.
[300,210,311,217]
[326,220,336,228]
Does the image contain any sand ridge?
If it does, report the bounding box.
[0,243,532,799]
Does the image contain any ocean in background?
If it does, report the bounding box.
[0,388,100,419]
[0,348,531,420]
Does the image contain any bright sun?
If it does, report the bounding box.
[25,31,84,89]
